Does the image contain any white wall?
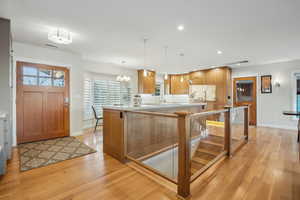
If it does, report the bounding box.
[11,42,139,145]
[232,59,300,130]
[12,42,84,145]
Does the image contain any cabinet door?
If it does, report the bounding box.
[103,110,124,161]
[170,74,189,94]
[138,70,156,94]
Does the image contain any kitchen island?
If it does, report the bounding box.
[103,103,207,162]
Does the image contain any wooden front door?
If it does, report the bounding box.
[233,77,257,125]
[16,62,70,144]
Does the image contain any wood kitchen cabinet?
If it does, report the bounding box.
[138,70,156,94]
[189,66,232,107]
[169,74,190,94]
[103,109,125,162]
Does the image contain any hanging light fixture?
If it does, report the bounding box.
[179,53,185,83]
[48,28,72,44]
[164,73,168,80]
[116,75,131,82]
[163,46,169,80]
[142,38,148,76]
[143,69,148,77]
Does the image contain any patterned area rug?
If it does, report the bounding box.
[18,137,96,171]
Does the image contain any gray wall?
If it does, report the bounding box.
[0,18,11,115]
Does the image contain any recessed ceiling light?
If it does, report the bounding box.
[177,25,184,31]
[217,50,223,55]
[237,63,241,66]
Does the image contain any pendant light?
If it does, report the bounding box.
[143,38,148,77]
[164,46,169,80]
[179,53,185,83]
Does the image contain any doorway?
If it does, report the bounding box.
[16,61,70,144]
[233,77,257,125]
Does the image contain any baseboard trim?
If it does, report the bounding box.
[257,123,297,131]
[71,130,83,136]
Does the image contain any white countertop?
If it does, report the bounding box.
[103,102,207,111]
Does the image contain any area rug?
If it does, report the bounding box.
[18,137,96,171]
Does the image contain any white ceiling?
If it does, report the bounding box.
[1,0,300,73]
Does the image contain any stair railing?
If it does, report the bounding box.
[124,105,249,199]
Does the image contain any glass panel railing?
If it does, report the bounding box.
[125,111,179,182]
[231,107,246,153]
[189,110,227,180]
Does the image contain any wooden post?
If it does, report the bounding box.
[224,106,231,157]
[175,111,191,199]
[244,106,249,141]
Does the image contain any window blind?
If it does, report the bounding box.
[83,79,131,120]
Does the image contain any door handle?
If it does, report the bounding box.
[64,97,70,106]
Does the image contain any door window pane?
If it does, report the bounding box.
[53,79,65,87]
[23,76,37,85]
[39,78,52,86]
[23,67,38,76]
[39,69,52,77]
[53,70,65,79]
[236,80,253,102]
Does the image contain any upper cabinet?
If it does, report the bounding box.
[138,70,156,94]
[169,74,190,94]
[190,67,232,106]
[138,67,232,106]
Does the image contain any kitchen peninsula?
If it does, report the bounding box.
[103,103,207,162]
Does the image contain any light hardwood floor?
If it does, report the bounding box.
[0,127,299,200]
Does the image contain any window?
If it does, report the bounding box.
[236,80,254,102]
[83,79,131,120]
[22,66,65,87]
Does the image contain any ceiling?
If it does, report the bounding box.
[1,0,300,73]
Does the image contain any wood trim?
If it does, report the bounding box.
[124,110,179,118]
[126,162,178,194]
[190,151,227,182]
[244,106,249,140]
[224,108,231,156]
[126,155,178,184]
[175,111,191,198]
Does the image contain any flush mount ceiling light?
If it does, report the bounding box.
[217,50,223,55]
[177,25,184,31]
[48,28,72,44]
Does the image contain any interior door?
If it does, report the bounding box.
[233,77,257,125]
[17,61,70,144]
